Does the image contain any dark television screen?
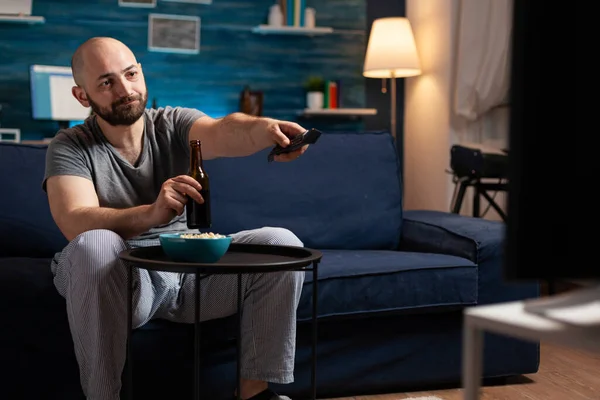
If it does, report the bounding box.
[503,0,581,281]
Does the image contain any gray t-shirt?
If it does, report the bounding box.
[43,106,206,240]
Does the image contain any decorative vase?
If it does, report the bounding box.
[268,4,283,27]
[306,92,323,110]
[304,7,316,28]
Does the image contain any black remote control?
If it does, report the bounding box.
[268,128,322,162]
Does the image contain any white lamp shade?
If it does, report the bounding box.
[363,17,421,79]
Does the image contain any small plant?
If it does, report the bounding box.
[304,76,325,92]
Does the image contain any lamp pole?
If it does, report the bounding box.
[390,70,396,139]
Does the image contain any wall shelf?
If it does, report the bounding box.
[0,14,45,24]
[19,139,52,145]
[299,108,378,118]
[252,25,333,35]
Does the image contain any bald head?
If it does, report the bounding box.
[71,37,137,88]
[70,37,148,127]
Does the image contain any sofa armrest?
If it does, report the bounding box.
[400,210,539,306]
[399,210,504,265]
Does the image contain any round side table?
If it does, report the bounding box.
[119,243,322,400]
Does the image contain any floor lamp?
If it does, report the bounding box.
[363,17,421,139]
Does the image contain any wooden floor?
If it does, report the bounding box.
[326,341,600,400]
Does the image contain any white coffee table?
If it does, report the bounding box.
[462,285,600,400]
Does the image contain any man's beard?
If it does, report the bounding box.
[87,92,148,126]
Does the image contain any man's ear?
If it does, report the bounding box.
[72,86,90,108]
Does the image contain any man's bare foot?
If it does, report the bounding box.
[239,379,268,399]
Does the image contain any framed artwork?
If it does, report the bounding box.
[0,128,20,143]
[148,13,201,54]
[119,0,156,8]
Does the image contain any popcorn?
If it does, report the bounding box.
[180,232,227,239]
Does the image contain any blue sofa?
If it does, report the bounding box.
[0,131,539,399]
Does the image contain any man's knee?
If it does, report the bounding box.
[71,228,125,252]
[234,226,304,247]
[64,229,127,276]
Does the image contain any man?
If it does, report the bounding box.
[43,36,309,400]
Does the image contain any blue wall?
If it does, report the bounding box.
[0,0,368,141]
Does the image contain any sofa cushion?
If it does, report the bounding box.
[204,131,403,250]
[1,249,477,341]
[0,132,402,253]
[296,250,477,321]
[0,143,67,257]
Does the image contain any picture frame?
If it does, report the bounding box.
[0,128,21,143]
[119,0,157,8]
[148,13,201,54]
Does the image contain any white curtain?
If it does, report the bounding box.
[453,0,513,149]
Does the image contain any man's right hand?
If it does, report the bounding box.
[150,175,205,225]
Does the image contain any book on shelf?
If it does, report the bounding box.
[323,80,340,109]
[280,0,307,27]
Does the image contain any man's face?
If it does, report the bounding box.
[86,76,148,127]
[75,44,148,127]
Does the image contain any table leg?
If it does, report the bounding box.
[126,263,133,400]
[237,273,242,400]
[311,262,319,400]
[462,318,483,400]
[473,184,481,218]
[195,271,201,399]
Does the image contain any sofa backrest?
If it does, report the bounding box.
[205,131,403,250]
[0,143,68,258]
[0,131,403,256]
